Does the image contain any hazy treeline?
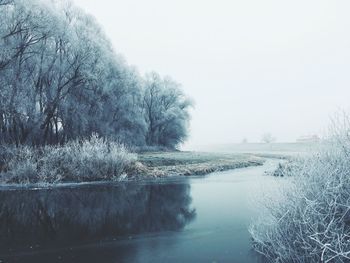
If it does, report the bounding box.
[0,0,192,148]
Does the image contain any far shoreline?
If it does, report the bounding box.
[0,151,267,188]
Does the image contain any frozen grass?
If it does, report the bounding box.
[250,133,350,262]
[0,135,136,184]
[135,151,264,177]
[194,142,319,157]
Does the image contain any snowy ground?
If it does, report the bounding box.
[187,142,318,157]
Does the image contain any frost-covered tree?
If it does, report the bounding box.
[0,0,191,148]
[261,133,275,144]
[142,72,192,148]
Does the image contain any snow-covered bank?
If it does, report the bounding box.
[250,136,350,262]
[0,135,135,184]
[0,147,265,186]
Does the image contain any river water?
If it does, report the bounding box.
[0,159,281,263]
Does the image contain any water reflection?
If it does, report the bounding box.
[0,182,195,254]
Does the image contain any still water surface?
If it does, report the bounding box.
[0,160,280,263]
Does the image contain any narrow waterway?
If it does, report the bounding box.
[0,159,281,263]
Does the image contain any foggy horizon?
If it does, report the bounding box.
[74,0,350,148]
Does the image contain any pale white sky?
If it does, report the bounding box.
[74,0,350,148]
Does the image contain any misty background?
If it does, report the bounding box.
[74,0,350,149]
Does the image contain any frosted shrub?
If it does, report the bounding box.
[2,146,38,183]
[1,135,136,184]
[38,135,136,183]
[250,138,350,262]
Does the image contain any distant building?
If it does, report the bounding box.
[296,135,320,143]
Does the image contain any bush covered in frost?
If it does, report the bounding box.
[0,135,136,184]
[250,127,350,262]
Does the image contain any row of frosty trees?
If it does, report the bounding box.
[0,0,192,149]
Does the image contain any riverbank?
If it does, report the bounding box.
[0,142,265,185]
[129,151,264,178]
[250,133,350,262]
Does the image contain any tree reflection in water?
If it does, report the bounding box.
[0,182,195,253]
